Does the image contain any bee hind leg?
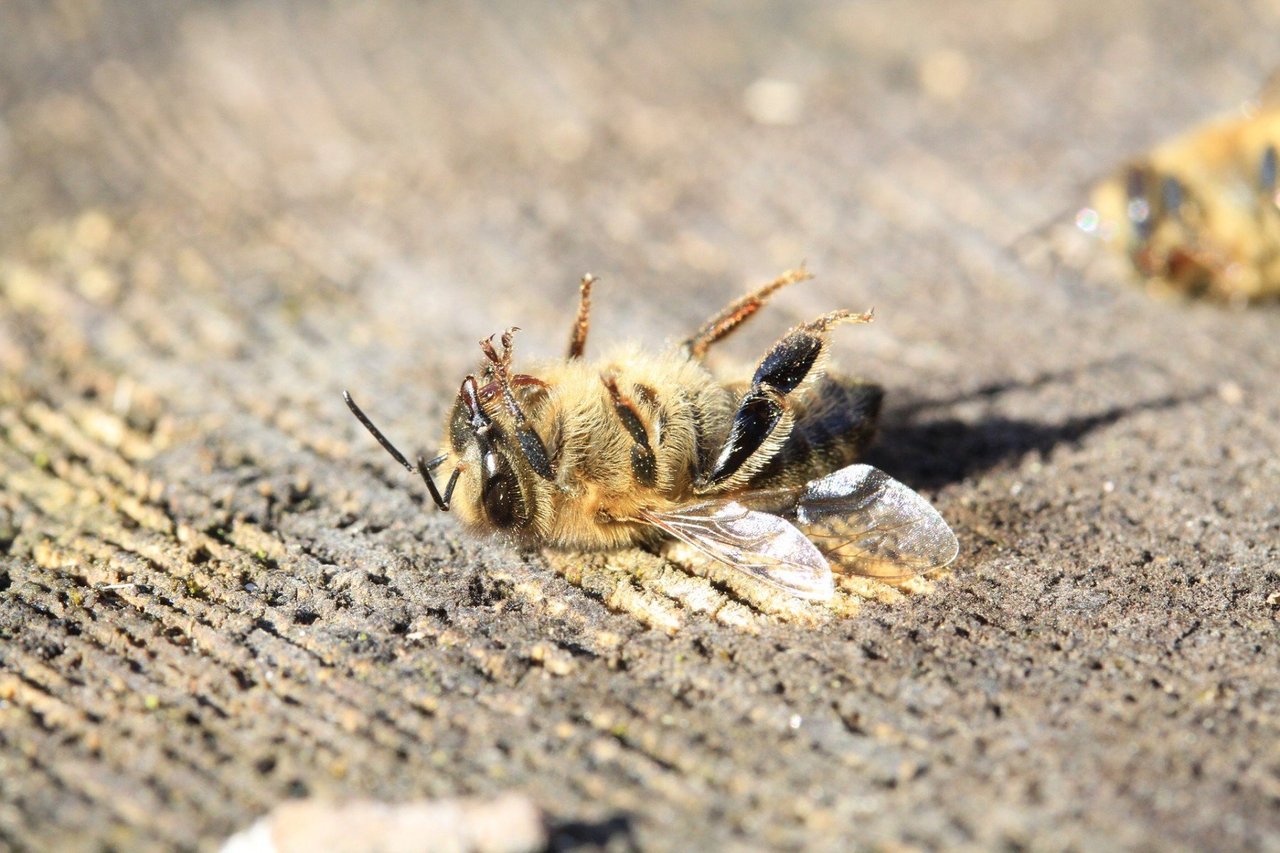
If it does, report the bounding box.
[683,267,813,359]
[697,309,873,491]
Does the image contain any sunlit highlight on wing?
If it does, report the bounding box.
[794,464,959,580]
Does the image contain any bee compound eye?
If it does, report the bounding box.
[449,401,472,453]
[480,450,528,529]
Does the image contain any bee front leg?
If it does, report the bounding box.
[697,309,873,491]
[480,329,557,480]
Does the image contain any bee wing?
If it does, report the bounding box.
[640,501,835,601]
[794,464,959,581]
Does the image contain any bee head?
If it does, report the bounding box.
[446,373,555,532]
[342,328,557,534]
[345,331,555,534]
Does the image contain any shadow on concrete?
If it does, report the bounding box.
[548,813,639,852]
[868,362,1205,489]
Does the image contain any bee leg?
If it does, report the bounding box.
[476,374,548,403]
[1262,145,1278,193]
[683,267,813,359]
[1160,175,1184,222]
[1260,147,1280,246]
[566,273,598,359]
[479,329,557,480]
[698,309,873,490]
[602,373,658,487]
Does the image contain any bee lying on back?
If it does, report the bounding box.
[345,269,958,602]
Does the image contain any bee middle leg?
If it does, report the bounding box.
[566,273,598,360]
[602,373,658,487]
[698,309,873,490]
[683,267,813,359]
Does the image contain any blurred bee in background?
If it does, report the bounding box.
[345,269,958,602]
[1079,89,1280,301]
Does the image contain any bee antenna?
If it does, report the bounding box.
[343,391,454,511]
[344,391,415,472]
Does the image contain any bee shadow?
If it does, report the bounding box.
[866,363,1207,490]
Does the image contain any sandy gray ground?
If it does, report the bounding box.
[1,2,1278,850]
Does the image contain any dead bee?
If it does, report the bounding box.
[1080,96,1280,301]
[344,269,958,602]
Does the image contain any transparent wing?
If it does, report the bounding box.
[640,501,835,601]
[793,464,959,581]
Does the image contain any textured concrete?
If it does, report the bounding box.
[1,2,1278,850]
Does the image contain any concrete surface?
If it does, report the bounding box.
[1,1,1277,850]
